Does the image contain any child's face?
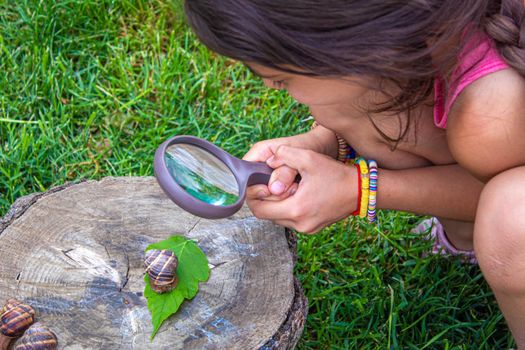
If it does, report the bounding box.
[247,63,372,108]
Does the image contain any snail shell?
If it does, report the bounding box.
[144,249,179,293]
[13,322,57,350]
[2,299,22,314]
[0,300,36,337]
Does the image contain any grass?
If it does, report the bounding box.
[0,1,514,348]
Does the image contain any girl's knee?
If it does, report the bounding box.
[474,166,525,291]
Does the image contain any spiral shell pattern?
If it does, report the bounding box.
[0,300,36,337]
[144,249,179,293]
[2,299,22,314]
[13,322,57,350]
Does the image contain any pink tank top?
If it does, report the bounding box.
[433,33,510,129]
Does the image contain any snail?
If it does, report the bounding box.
[0,299,36,350]
[1,299,22,314]
[144,249,179,293]
[13,322,57,350]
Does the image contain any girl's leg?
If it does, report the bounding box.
[474,166,525,348]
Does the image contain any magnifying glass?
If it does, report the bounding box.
[154,135,295,219]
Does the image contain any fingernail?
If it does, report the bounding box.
[257,191,268,199]
[290,187,297,196]
[266,155,275,164]
[270,181,286,195]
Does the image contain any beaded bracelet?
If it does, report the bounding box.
[336,135,350,163]
[345,145,358,164]
[367,160,378,223]
[356,158,370,218]
[351,163,362,216]
[311,120,353,163]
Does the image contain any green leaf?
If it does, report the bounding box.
[144,235,210,339]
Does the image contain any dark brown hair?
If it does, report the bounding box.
[184,0,525,143]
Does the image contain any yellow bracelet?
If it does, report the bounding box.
[357,158,370,218]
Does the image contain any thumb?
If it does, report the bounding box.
[268,165,298,196]
[271,145,316,173]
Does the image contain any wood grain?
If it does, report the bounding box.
[0,177,307,349]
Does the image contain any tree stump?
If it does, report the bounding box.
[0,177,307,349]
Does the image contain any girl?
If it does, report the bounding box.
[184,0,525,346]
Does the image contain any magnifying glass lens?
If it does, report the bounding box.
[164,144,240,206]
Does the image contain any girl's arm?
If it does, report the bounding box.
[378,164,484,221]
[248,146,484,233]
[447,69,525,182]
[380,70,525,225]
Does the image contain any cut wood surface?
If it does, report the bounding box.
[0,177,307,349]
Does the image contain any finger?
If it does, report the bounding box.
[266,155,285,168]
[288,182,299,196]
[249,194,301,221]
[268,166,298,196]
[246,176,296,201]
[264,183,299,201]
[263,182,298,202]
[273,145,317,173]
[246,186,295,203]
[243,142,274,162]
[269,218,321,234]
[271,216,324,234]
[246,184,271,200]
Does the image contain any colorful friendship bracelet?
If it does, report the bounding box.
[356,158,370,219]
[367,160,378,223]
[351,157,379,222]
[311,119,370,219]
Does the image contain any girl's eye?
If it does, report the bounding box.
[271,80,285,89]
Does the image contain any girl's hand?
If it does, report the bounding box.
[246,145,359,234]
[243,136,301,200]
[243,127,339,200]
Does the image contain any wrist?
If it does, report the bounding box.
[346,158,379,222]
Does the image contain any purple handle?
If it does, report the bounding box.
[244,161,273,186]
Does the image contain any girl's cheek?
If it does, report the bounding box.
[286,81,348,106]
[285,88,315,105]
[287,90,340,106]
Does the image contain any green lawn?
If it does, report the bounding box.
[0,1,514,348]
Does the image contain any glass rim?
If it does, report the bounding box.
[154,135,247,219]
